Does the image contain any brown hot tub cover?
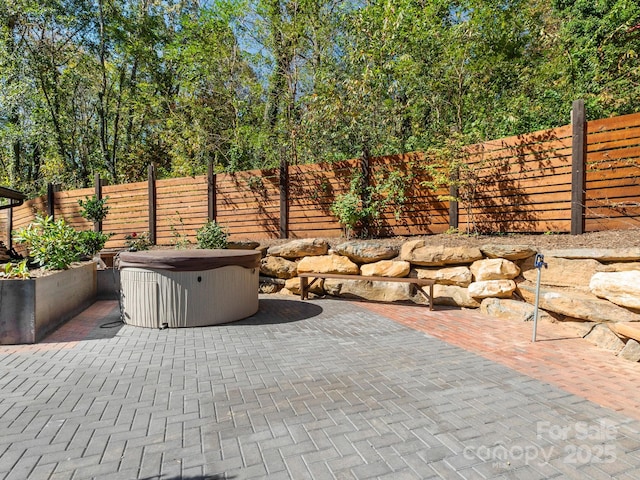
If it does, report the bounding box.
[118,249,261,272]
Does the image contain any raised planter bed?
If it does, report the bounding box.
[0,262,97,344]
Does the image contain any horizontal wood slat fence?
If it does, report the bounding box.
[3,101,640,250]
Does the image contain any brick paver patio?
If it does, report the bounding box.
[1,295,639,479]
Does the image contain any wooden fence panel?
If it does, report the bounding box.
[460,125,574,233]
[155,175,208,246]
[215,169,281,240]
[585,112,640,231]
[288,160,356,238]
[2,108,640,248]
[101,181,149,249]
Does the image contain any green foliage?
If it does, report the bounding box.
[77,231,111,257]
[196,221,228,249]
[13,214,82,270]
[170,212,192,249]
[78,195,110,223]
[124,232,151,252]
[0,0,639,192]
[331,167,412,239]
[0,260,30,279]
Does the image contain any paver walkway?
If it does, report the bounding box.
[0,296,639,479]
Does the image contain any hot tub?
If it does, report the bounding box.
[118,249,261,328]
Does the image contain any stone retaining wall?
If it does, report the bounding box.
[256,238,640,362]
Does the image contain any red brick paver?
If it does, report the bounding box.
[359,302,640,421]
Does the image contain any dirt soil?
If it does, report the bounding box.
[256,229,640,250]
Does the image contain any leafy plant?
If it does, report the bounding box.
[124,232,151,251]
[170,211,192,249]
[13,214,82,270]
[0,260,30,279]
[196,221,228,249]
[77,231,111,257]
[78,195,110,223]
[331,168,412,238]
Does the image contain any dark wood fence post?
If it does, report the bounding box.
[360,149,371,236]
[148,164,157,244]
[47,183,56,219]
[279,152,289,239]
[7,208,12,250]
[449,167,459,231]
[94,172,102,232]
[208,161,216,222]
[571,99,587,235]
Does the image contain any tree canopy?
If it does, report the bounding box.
[1,0,639,195]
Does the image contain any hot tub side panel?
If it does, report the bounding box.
[120,265,258,328]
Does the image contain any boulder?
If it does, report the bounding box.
[618,339,640,362]
[542,248,640,262]
[468,280,516,299]
[400,241,483,266]
[521,256,601,288]
[609,322,640,343]
[480,298,554,323]
[297,254,359,275]
[470,258,520,281]
[267,239,329,259]
[323,278,417,303]
[480,244,536,260]
[360,260,410,278]
[517,282,640,323]
[561,320,597,338]
[332,241,399,264]
[227,240,260,250]
[433,285,481,308]
[584,324,625,353]
[259,277,285,294]
[415,266,473,287]
[589,271,640,310]
[260,256,298,279]
[597,262,640,272]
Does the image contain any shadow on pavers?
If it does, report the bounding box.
[236,298,323,325]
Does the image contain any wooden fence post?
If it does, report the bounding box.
[449,167,459,231]
[360,149,371,236]
[94,172,102,232]
[7,208,12,251]
[279,153,289,239]
[208,161,216,222]
[571,99,587,235]
[148,164,157,244]
[47,183,56,220]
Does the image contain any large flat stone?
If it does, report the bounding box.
[433,285,480,308]
[297,254,359,275]
[415,266,472,287]
[360,260,410,278]
[400,241,482,266]
[267,239,329,259]
[468,280,516,299]
[521,256,601,288]
[470,258,520,281]
[480,298,554,323]
[517,282,640,323]
[324,278,417,303]
[542,248,640,262]
[260,256,298,279]
[481,244,536,260]
[584,324,625,353]
[332,241,399,264]
[589,271,640,310]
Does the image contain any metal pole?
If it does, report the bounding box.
[532,253,547,343]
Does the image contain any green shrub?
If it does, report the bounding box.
[196,221,228,249]
[13,214,82,270]
[78,195,110,223]
[124,232,151,251]
[0,259,30,279]
[77,231,111,257]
